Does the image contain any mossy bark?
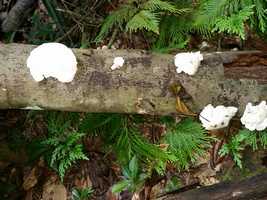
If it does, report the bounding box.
[0,43,266,115]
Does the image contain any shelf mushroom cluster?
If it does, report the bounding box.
[199,101,267,132]
[173,51,267,132]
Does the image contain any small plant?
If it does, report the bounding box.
[42,112,88,181]
[163,118,212,169]
[96,0,267,52]
[72,187,94,200]
[219,129,267,168]
[79,113,174,174]
[219,130,249,168]
[95,0,188,43]
[196,0,267,38]
[26,11,60,45]
[112,156,147,194]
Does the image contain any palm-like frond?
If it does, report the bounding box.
[95,5,137,42]
[143,0,179,13]
[126,10,160,34]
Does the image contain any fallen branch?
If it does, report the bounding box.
[157,173,267,200]
[0,43,266,114]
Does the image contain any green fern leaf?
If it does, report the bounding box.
[95,5,137,42]
[164,118,212,169]
[143,0,180,13]
[212,6,254,39]
[126,10,160,34]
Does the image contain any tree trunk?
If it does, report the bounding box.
[0,43,267,114]
[157,173,267,200]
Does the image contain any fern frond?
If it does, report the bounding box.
[259,131,267,148]
[95,5,137,42]
[153,14,192,52]
[43,130,88,181]
[219,129,250,168]
[251,0,267,32]
[126,10,160,34]
[212,6,254,39]
[81,114,174,174]
[111,122,174,172]
[143,0,180,13]
[164,118,212,169]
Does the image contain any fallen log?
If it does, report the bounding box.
[0,43,267,114]
[157,172,267,200]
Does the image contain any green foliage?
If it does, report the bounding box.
[163,118,212,169]
[152,14,191,53]
[96,0,267,51]
[112,156,147,193]
[219,129,267,168]
[95,0,187,42]
[42,112,88,181]
[212,6,254,39]
[219,130,249,168]
[80,114,174,174]
[126,10,160,34]
[164,176,182,193]
[72,187,94,200]
[26,11,59,45]
[197,0,267,37]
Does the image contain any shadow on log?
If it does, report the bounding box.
[0,43,267,115]
[157,173,267,200]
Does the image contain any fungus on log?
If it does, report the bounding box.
[0,43,266,115]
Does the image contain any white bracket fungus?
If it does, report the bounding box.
[174,51,203,75]
[240,101,267,131]
[111,57,124,70]
[27,43,77,83]
[199,104,238,130]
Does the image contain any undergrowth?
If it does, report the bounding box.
[94,0,267,52]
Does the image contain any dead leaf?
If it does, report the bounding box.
[175,97,196,116]
[23,167,38,190]
[42,176,67,200]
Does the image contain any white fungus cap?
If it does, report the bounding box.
[199,104,238,130]
[240,101,267,131]
[174,51,203,75]
[27,43,77,83]
[111,57,124,70]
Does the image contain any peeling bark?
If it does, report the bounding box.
[0,43,266,115]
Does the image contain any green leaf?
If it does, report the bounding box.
[112,180,129,194]
[129,156,139,178]
[260,131,267,148]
